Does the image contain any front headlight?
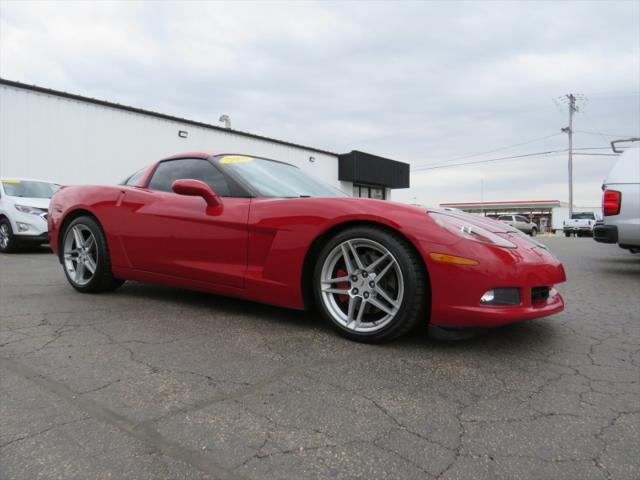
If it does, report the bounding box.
[14,204,46,216]
[429,212,516,249]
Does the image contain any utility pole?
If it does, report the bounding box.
[561,94,579,217]
[567,94,575,217]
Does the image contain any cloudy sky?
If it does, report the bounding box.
[1,0,638,206]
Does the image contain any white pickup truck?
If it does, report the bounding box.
[563,212,597,237]
[593,140,640,253]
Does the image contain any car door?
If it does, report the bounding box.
[498,215,515,227]
[514,215,531,232]
[118,158,250,288]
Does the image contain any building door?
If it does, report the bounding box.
[353,184,386,200]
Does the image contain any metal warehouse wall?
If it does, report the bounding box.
[0,84,351,193]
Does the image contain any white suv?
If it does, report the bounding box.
[0,178,60,252]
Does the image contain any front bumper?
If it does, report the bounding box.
[563,227,593,233]
[10,211,48,238]
[431,288,564,328]
[593,224,618,244]
[14,232,49,244]
[421,234,566,328]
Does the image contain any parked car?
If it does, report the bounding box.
[497,214,538,236]
[0,178,59,252]
[563,212,597,237]
[593,140,640,253]
[48,153,566,343]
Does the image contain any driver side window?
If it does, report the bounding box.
[148,159,231,196]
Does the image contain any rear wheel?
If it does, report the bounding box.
[62,216,124,293]
[0,219,17,253]
[313,226,426,343]
[564,232,571,237]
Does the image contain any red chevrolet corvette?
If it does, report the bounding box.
[48,153,566,342]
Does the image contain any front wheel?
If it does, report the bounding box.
[0,218,17,253]
[62,216,124,293]
[530,228,537,237]
[313,226,426,343]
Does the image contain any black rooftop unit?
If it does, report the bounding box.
[338,150,410,189]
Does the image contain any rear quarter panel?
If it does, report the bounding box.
[607,182,640,245]
[604,148,640,246]
[48,185,129,267]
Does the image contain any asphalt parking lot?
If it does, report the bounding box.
[1,237,638,480]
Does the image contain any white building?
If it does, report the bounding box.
[0,79,409,200]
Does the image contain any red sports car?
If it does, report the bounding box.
[48,153,566,342]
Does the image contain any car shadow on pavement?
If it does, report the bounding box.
[596,254,640,263]
[112,281,558,353]
[6,245,53,254]
[395,319,558,353]
[114,281,324,330]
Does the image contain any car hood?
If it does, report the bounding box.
[10,197,51,209]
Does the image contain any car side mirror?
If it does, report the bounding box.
[171,179,222,208]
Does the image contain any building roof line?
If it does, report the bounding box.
[0,77,338,157]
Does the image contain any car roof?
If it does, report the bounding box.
[159,152,215,161]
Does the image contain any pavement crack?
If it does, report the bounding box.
[0,355,249,480]
[0,416,90,450]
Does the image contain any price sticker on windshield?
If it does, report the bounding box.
[1,179,21,183]
[220,155,253,164]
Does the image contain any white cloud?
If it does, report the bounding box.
[1,0,638,206]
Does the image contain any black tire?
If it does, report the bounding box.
[313,226,427,343]
[0,218,17,253]
[530,227,537,237]
[564,232,571,237]
[61,216,124,293]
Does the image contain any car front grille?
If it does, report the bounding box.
[531,286,550,305]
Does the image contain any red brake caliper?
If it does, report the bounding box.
[335,268,349,304]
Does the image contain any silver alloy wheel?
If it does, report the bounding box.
[63,224,98,286]
[0,223,9,249]
[320,238,404,333]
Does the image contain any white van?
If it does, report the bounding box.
[593,139,640,253]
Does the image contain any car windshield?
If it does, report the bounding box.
[215,155,348,198]
[2,180,59,199]
[571,213,595,220]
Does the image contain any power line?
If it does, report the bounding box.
[411,147,617,172]
[412,150,565,172]
[572,146,619,150]
[573,153,619,156]
[411,132,564,169]
[576,130,639,138]
[585,91,640,98]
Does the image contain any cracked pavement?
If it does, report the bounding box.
[1,237,638,479]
